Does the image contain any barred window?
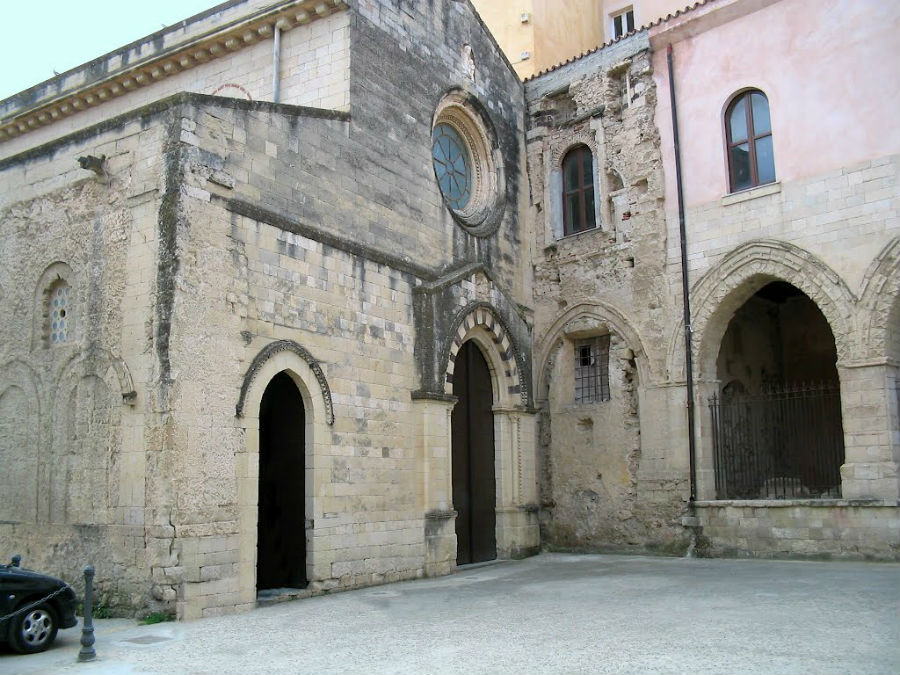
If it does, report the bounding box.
[575,336,610,403]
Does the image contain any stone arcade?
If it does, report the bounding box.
[0,0,897,619]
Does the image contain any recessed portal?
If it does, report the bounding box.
[257,371,307,590]
[451,341,497,564]
[711,282,844,499]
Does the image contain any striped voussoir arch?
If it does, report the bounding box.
[444,304,527,405]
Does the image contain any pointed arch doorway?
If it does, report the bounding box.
[257,371,307,590]
[451,341,497,564]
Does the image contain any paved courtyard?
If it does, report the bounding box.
[1,553,898,675]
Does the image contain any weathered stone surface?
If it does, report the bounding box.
[1,0,897,622]
[0,0,539,619]
[525,34,689,554]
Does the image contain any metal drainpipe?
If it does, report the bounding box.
[273,23,282,104]
[667,43,698,503]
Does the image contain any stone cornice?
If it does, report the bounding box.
[0,0,347,144]
[0,93,351,172]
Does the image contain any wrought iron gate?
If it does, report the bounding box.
[708,382,844,499]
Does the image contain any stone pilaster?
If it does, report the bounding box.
[412,392,458,577]
[838,361,900,500]
[493,406,541,558]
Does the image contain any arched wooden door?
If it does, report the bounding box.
[257,371,307,590]
[451,341,496,564]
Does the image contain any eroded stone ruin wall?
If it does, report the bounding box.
[525,33,691,554]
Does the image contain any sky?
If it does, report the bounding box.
[0,0,220,101]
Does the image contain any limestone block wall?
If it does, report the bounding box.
[694,501,900,561]
[136,0,536,617]
[0,110,167,611]
[101,94,422,617]
[663,158,900,504]
[351,0,529,296]
[668,157,900,299]
[0,0,539,620]
[0,9,350,161]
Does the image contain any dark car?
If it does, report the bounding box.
[1,555,79,653]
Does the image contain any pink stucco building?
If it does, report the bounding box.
[527,0,898,558]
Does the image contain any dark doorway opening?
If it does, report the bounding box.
[451,341,497,564]
[711,282,844,498]
[257,371,307,590]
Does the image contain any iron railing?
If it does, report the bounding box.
[709,382,844,499]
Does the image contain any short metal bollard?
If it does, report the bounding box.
[77,565,96,662]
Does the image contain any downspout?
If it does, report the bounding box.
[666,43,698,505]
[272,22,282,104]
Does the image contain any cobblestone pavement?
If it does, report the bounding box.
[2,553,898,675]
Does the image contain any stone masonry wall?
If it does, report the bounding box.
[668,156,900,315]
[351,0,527,294]
[525,33,690,554]
[146,0,534,617]
[0,10,350,161]
[0,0,536,619]
[158,97,426,616]
[0,108,168,613]
[694,501,900,561]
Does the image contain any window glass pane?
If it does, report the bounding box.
[730,143,751,191]
[729,97,748,142]
[579,346,593,367]
[564,154,579,190]
[49,282,70,344]
[574,337,610,403]
[581,149,592,185]
[584,187,596,230]
[597,334,610,401]
[432,124,471,210]
[613,14,623,38]
[626,9,634,32]
[565,194,580,233]
[755,135,776,184]
[751,92,771,135]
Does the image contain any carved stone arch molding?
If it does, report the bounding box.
[0,358,42,407]
[236,339,334,424]
[668,239,858,382]
[0,359,43,524]
[857,237,900,361]
[432,89,507,236]
[442,302,528,406]
[55,348,137,405]
[51,348,133,525]
[535,301,652,400]
[550,131,599,168]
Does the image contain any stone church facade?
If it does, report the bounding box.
[0,0,896,619]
